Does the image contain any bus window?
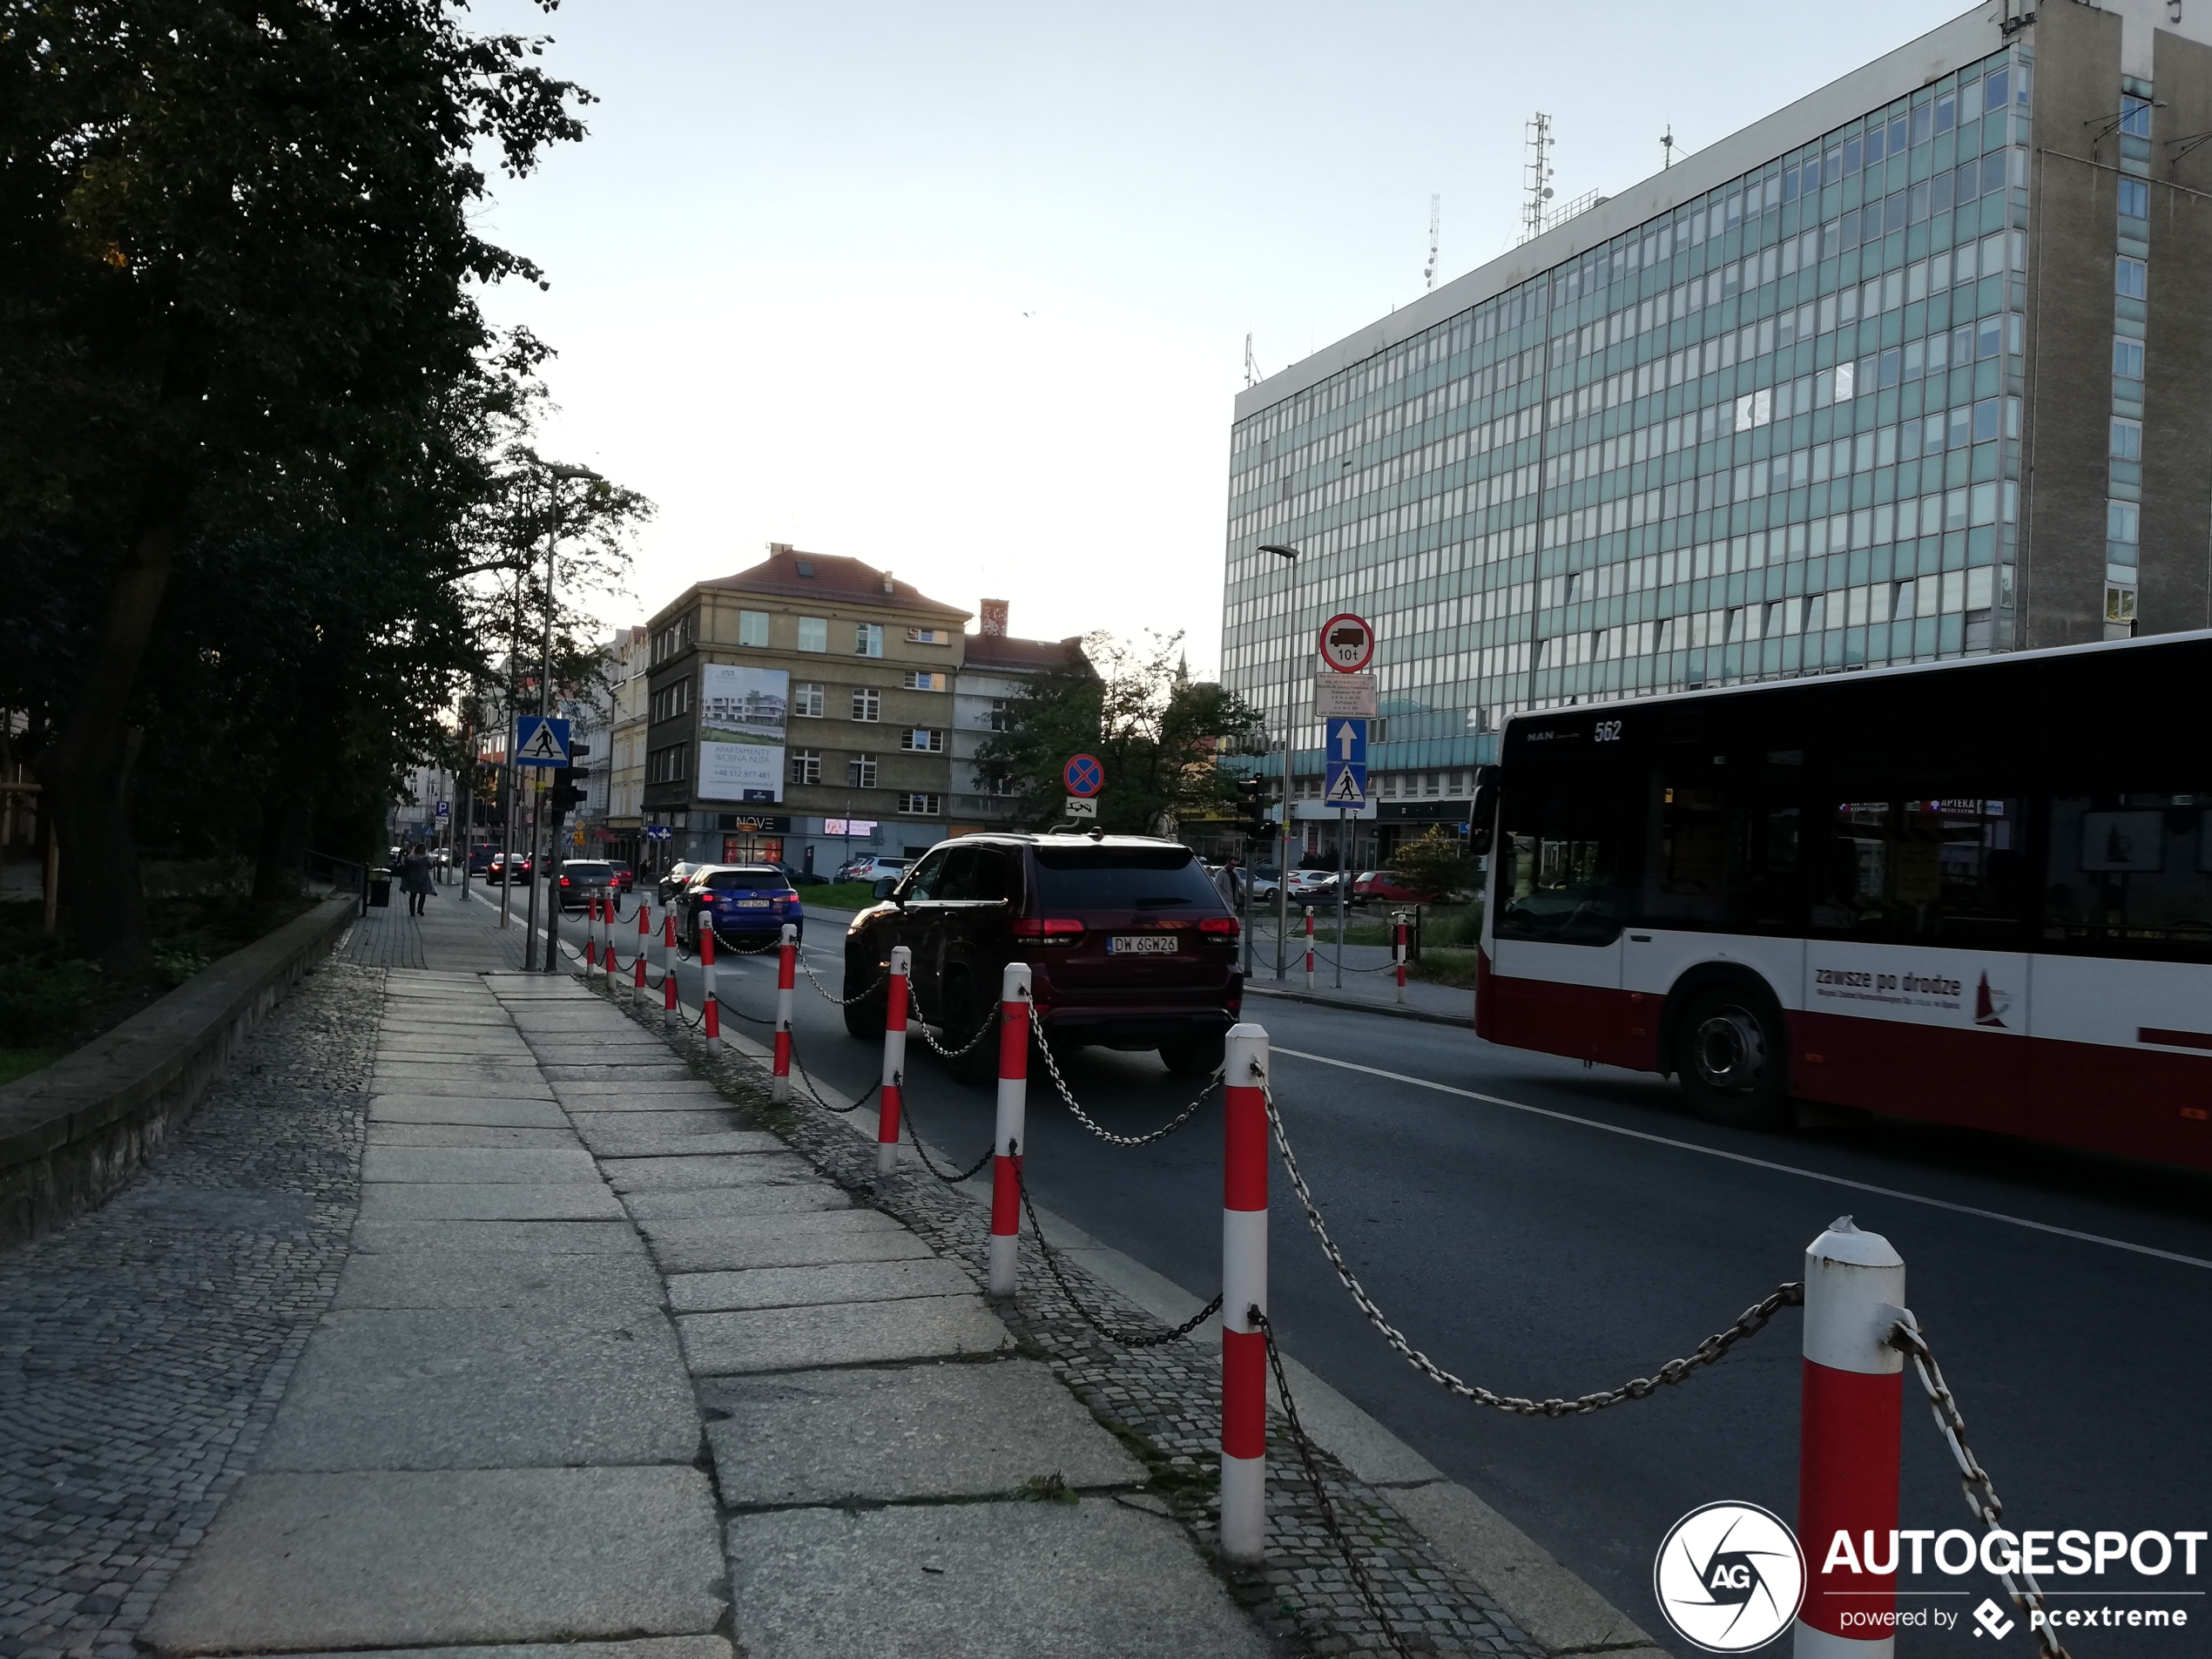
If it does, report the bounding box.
[1633,756,1802,932]
[1495,792,1624,945]
[1811,796,2023,939]
[2043,794,2212,958]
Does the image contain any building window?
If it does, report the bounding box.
[792,681,825,718]
[2116,257,2148,300]
[900,670,947,691]
[851,687,880,722]
[898,727,945,752]
[797,616,828,652]
[904,627,948,644]
[2118,177,2149,219]
[647,745,690,783]
[737,610,770,647]
[897,792,941,816]
[988,698,1011,732]
[2121,95,2153,138]
[649,677,691,724]
[854,623,884,657]
[651,613,696,664]
[848,754,878,789]
[2108,500,2141,544]
[787,749,821,786]
[2107,586,2138,624]
[2114,337,2145,381]
[2112,417,2142,459]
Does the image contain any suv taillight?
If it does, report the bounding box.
[1011,918,1083,947]
[1199,916,1239,939]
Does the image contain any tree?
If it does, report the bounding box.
[1,0,594,969]
[1391,826,1477,900]
[974,633,1264,835]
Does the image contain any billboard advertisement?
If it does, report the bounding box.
[697,663,787,803]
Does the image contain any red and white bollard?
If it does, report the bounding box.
[1393,914,1408,1004]
[1303,906,1315,991]
[987,962,1031,1300]
[771,922,797,1103]
[583,897,598,970]
[1796,1217,1905,1659]
[1220,1021,1271,1565]
[876,946,911,1183]
[699,920,719,1045]
[664,911,681,1023]
[632,904,651,995]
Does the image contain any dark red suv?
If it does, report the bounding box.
[841,833,1241,1078]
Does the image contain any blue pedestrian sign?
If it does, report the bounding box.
[515,716,571,767]
[1323,718,1367,807]
[1062,753,1104,798]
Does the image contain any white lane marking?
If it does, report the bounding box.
[1271,1047,2212,1272]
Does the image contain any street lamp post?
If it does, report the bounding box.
[537,462,604,973]
[1258,544,1300,981]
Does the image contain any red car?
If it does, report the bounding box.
[605,860,637,893]
[1351,869,1441,907]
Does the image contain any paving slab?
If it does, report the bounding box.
[334,1249,667,1312]
[368,1123,586,1150]
[543,1064,698,1082]
[359,1182,627,1222]
[601,1153,820,1192]
[669,1257,974,1312]
[369,1095,568,1126]
[365,1076,556,1101]
[274,1642,731,1659]
[702,1359,1142,1505]
[637,1210,928,1273]
[361,1145,604,1184]
[141,1467,725,1654]
[255,1309,698,1470]
[678,1295,1008,1374]
[375,1057,542,1076]
[584,1130,789,1159]
[568,1112,752,1141]
[722,1501,1269,1659]
[552,1079,723,1097]
[348,1220,647,1255]
[623,1185,847,1222]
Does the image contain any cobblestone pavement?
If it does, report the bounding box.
[0,961,380,1659]
[606,981,1547,1659]
[346,881,531,972]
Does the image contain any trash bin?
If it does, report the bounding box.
[369,875,393,908]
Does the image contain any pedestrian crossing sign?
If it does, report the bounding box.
[515,717,571,767]
[1324,763,1367,806]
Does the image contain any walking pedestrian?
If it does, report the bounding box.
[1211,855,1241,913]
[400,845,435,917]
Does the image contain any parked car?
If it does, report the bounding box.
[658,860,707,904]
[1287,868,1340,902]
[839,855,908,884]
[1350,869,1442,907]
[553,859,618,913]
[678,866,805,949]
[842,834,1241,1080]
[604,860,637,893]
[1232,865,1281,904]
[773,862,828,887]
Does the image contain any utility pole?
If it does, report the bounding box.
[540,462,603,972]
[1258,543,1300,981]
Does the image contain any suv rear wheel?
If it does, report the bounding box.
[842,956,887,1040]
[1673,980,1790,1130]
[939,974,1001,1085]
[1159,1029,1225,1077]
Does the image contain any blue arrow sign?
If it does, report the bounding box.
[1327,718,1367,767]
[644,824,673,842]
[515,716,571,767]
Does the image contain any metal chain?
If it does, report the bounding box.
[895,1093,995,1183]
[799,955,888,1007]
[1031,1030,1223,1148]
[783,1029,874,1115]
[914,1007,998,1061]
[1264,1082,1802,1415]
[1889,1312,2073,1659]
[1255,1310,1415,1659]
[1015,1162,1225,1347]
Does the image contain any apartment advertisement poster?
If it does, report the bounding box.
[697,663,788,803]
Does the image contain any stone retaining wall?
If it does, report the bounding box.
[0,897,357,1246]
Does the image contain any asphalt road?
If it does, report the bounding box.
[639,902,2212,1658]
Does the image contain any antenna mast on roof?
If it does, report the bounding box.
[1424,194,1440,290]
[1521,113,1554,244]
[1243,333,1262,388]
[1661,124,1676,169]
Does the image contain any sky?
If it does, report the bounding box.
[472,0,1969,673]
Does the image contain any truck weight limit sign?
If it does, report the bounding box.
[1318,614,1374,673]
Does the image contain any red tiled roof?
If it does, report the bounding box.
[961,633,1086,672]
[699,548,971,618]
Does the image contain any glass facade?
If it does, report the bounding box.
[2107,82,2154,630]
[1224,45,2033,783]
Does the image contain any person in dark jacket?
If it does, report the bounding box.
[399,846,435,916]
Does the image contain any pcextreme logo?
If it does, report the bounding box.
[1653,1501,1807,1653]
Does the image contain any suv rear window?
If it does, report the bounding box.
[1032,847,1223,910]
[704,868,787,891]
[563,862,615,881]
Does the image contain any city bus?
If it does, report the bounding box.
[1473,631,2212,1169]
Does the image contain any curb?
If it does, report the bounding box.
[1244,981,1474,1029]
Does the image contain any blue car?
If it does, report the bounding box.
[681,865,805,949]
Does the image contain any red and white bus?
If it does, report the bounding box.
[1473,631,2212,1169]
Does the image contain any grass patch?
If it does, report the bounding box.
[1408,948,1481,990]
[804,880,882,911]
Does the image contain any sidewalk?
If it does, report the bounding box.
[139,894,1271,1659]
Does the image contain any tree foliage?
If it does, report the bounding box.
[974,633,1264,836]
[1389,826,1478,900]
[0,0,633,968]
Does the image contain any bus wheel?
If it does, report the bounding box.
[1674,982,1789,1129]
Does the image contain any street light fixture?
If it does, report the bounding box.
[1257,543,1300,981]
[536,462,604,973]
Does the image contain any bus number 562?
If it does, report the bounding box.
[1595,719,1623,742]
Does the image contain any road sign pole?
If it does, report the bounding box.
[1336,808,1348,989]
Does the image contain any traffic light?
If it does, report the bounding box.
[549,765,589,815]
[1237,777,1274,840]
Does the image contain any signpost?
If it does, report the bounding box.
[1316,619,1374,990]
[1318,613,1376,673]
[515,717,571,767]
[1314,673,1379,719]
[1062,754,1103,826]
[1064,797,1098,819]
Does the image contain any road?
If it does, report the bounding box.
[627,897,2212,1657]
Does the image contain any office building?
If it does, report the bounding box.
[1222,0,2212,840]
